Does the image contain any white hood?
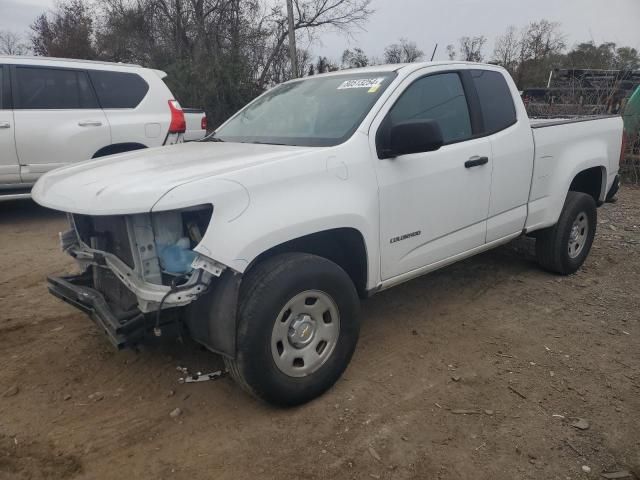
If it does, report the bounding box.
[32,141,313,215]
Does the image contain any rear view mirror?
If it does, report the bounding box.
[387,120,444,158]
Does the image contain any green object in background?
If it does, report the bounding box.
[624,85,640,136]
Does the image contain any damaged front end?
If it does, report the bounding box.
[49,205,228,349]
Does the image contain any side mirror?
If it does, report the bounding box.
[386,120,444,158]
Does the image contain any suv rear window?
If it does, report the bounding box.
[15,67,98,109]
[471,70,517,134]
[89,70,149,108]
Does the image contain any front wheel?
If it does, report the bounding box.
[224,253,360,406]
[535,191,597,275]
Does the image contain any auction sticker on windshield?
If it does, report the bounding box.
[338,77,386,92]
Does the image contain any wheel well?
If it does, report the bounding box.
[569,167,604,204]
[247,228,368,298]
[93,143,147,158]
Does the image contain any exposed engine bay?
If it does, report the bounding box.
[62,204,224,313]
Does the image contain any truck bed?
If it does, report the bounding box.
[183,108,207,142]
[526,115,622,232]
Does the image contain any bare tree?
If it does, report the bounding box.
[458,36,486,62]
[521,20,565,62]
[562,41,639,70]
[615,47,640,70]
[342,47,369,68]
[445,44,456,61]
[258,0,373,87]
[515,19,565,88]
[383,38,424,64]
[383,44,402,64]
[297,48,313,77]
[270,43,314,81]
[493,26,520,74]
[316,56,339,73]
[0,30,29,55]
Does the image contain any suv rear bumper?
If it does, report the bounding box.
[48,273,147,349]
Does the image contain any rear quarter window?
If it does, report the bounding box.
[89,70,149,109]
[471,70,517,134]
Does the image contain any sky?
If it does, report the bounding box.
[1,0,639,61]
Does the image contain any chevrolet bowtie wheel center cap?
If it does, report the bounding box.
[288,315,316,348]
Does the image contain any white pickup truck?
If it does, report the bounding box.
[182,108,208,142]
[33,62,623,406]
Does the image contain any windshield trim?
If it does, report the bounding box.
[215,71,398,148]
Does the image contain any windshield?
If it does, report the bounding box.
[214,72,397,147]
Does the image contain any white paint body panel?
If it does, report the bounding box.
[484,100,535,242]
[183,111,207,142]
[0,109,19,184]
[0,55,179,189]
[32,62,623,293]
[13,109,111,181]
[368,65,493,280]
[32,141,309,215]
[375,136,493,279]
[526,116,622,231]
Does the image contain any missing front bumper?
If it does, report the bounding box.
[68,245,217,313]
[48,273,148,349]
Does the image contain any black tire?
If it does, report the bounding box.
[535,191,597,275]
[224,253,360,406]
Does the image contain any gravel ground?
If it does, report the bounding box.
[1,187,639,480]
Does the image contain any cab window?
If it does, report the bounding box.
[388,72,472,144]
[471,69,517,134]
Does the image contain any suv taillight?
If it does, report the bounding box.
[201,115,207,131]
[168,100,186,134]
[620,131,628,166]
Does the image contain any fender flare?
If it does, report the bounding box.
[185,270,241,358]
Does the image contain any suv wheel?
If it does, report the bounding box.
[224,253,360,406]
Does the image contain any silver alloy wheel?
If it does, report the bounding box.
[568,211,589,259]
[271,290,340,378]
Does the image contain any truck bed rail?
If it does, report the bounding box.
[530,115,619,129]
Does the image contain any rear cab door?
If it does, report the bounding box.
[0,64,20,185]
[11,64,111,182]
[469,68,535,242]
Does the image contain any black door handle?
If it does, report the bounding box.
[465,156,489,168]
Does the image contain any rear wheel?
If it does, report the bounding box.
[535,191,597,275]
[224,253,360,406]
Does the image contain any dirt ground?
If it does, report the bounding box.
[1,188,639,480]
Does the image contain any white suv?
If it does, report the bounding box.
[0,56,188,201]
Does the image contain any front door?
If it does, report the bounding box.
[11,65,110,182]
[0,65,20,185]
[373,70,493,280]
